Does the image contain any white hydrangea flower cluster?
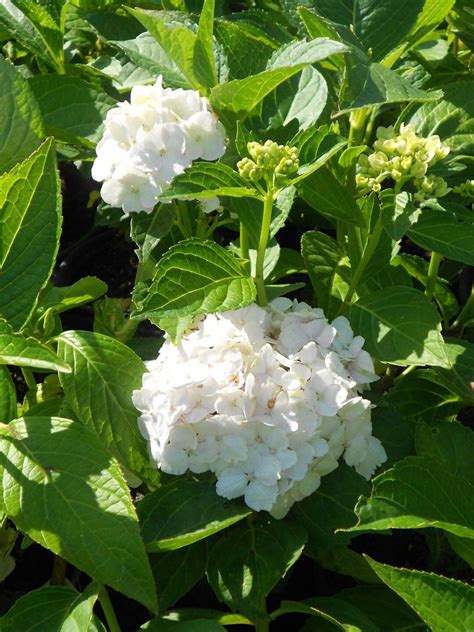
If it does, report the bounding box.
[356,123,450,197]
[133,299,386,518]
[92,76,226,214]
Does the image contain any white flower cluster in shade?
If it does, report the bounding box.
[133,300,387,517]
[92,76,226,214]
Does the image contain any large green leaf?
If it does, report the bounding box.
[29,75,116,145]
[366,558,474,632]
[415,420,474,483]
[210,66,305,114]
[384,0,456,66]
[138,479,250,551]
[433,339,474,405]
[301,231,350,318]
[127,8,199,88]
[133,239,256,322]
[207,517,306,617]
[274,598,378,632]
[0,319,70,372]
[0,139,60,330]
[0,0,54,68]
[300,0,424,61]
[57,330,157,485]
[11,0,64,71]
[407,210,474,266]
[150,541,207,611]
[340,63,442,114]
[0,584,99,632]
[214,19,274,80]
[384,370,462,423]
[0,56,44,175]
[350,456,474,539]
[194,0,217,88]
[267,37,348,69]
[131,204,177,265]
[0,366,16,423]
[349,286,448,367]
[298,168,365,227]
[159,163,259,200]
[0,417,157,611]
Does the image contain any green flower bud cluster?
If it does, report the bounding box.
[237,140,299,185]
[356,123,450,195]
[413,175,450,202]
[453,179,474,199]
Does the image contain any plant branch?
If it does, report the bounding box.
[254,188,274,306]
[425,251,441,300]
[98,585,121,632]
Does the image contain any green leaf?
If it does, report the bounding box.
[301,0,425,61]
[150,541,207,611]
[29,75,116,145]
[379,190,420,241]
[384,370,461,423]
[0,319,70,373]
[384,0,456,66]
[159,163,259,200]
[138,479,250,551]
[296,464,369,549]
[351,455,474,539]
[282,66,328,130]
[340,63,442,114]
[131,204,177,264]
[133,239,256,322]
[0,138,61,330]
[214,19,274,80]
[0,56,44,175]
[0,366,16,423]
[36,277,108,317]
[57,330,157,485]
[433,339,474,405]
[366,558,474,632]
[407,209,474,266]
[194,0,217,87]
[349,286,448,367]
[0,0,55,68]
[207,517,306,617]
[408,81,474,144]
[267,37,348,69]
[273,598,378,632]
[127,8,199,88]
[298,168,366,227]
[301,231,350,318]
[142,619,226,632]
[11,0,64,70]
[0,584,99,632]
[210,66,305,114]
[415,420,474,483]
[447,533,474,568]
[0,417,157,611]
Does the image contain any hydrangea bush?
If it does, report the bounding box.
[0,0,472,631]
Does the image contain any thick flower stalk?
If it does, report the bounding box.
[133,300,386,517]
[356,123,450,198]
[92,76,226,214]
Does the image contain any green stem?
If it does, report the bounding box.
[51,555,67,585]
[348,108,369,146]
[255,190,274,306]
[98,586,121,632]
[451,287,474,330]
[393,364,416,383]
[176,201,193,238]
[21,368,37,406]
[255,618,270,632]
[425,251,441,300]
[240,222,250,273]
[343,214,384,307]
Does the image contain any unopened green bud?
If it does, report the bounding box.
[237,156,263,182]
[241,140,299,184]
[453,179,474,198]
